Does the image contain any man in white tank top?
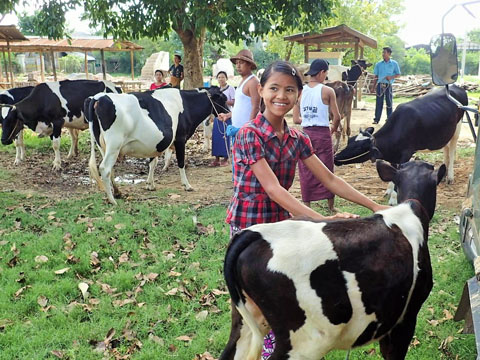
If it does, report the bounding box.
[293,59,341,212]
[218,49,260,131]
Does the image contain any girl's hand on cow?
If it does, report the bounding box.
[372,204,391,212]
[328,212,359,220]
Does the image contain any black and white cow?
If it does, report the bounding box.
[1,80,121,170]
[334,84,467,185]
[84,87,228,205]
[221,159,446,360]
[0,86,34,165]
[327,59,371,85]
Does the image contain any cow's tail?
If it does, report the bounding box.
[85,97,105,191]
[224,230,265,359]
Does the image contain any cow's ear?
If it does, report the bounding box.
[365,127,375,134]
[342,72,348,81]
[351,59,356,65]
[376,160,397,182]
[434,164,447,184]
[370,146,383,162]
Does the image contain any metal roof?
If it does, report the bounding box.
[284,24,377,49]
[0,25,28,42]
[0,36,143,52]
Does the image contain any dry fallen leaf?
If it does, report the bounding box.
[37,295,48,308]
[34,255,49,263]
[78,282,89,300]
[114,223,126,230]
[54,267,70,275]
[118,253,129,263]
[194,351,216,360]
[148,334,164,346]
[195,310,208,322]
[175,335,193,342]
[50,350,64,359]
[165,288,178,296]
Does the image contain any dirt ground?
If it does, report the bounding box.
[0,102,475,212]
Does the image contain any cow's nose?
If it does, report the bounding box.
[1,139,13,145]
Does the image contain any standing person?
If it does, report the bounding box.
[223,60,388,360]
[209,71,235,167]
[218,49,261,135]
[149,69,168,90]
[168,54,184,89]
[372,46,401,124]
[293,59,341,212]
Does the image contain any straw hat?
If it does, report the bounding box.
[230,49,257,70]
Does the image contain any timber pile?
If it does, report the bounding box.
[361,73,480,97]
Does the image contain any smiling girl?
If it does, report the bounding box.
[224,60,388,359]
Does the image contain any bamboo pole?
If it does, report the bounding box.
[3,48,9,82]
[7,40,14,87]
[50,50,57,81]
[130,50,134,80]
[39,51,45,82]
[354,42,359,109]
[101,50,106,80]
[358,46,364,102]
[84,51,88,79]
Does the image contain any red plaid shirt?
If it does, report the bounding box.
[226,114,314,228]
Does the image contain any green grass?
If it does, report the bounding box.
[0,192,476,359]
[0,134,477,359]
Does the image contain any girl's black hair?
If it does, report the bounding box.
[154,69,164,76]
[216,71,228,79]
[260,61,303,91]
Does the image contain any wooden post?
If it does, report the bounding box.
[0,49,3,82]
[130,50,134,80]
[101,50,107,80]
[50,50,57,81]
[2,50,9,82]
[39,51,45,82]
[304,43,309,63]
[354,42,359,109]
[358,46,364,102]
[7,40,14,87]
[84,51,88,79]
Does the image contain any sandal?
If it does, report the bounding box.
[219,159,229,167]
[208,159,220,167]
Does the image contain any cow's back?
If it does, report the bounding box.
[374,85,467,161]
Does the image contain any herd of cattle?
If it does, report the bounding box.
[0,69,469,358]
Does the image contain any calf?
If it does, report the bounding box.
[85,87,227,205]
[0,86,34,164]
[1,80,120,170]
[221,160,445,360]
[334,84,467,184]
[326,81,355,152]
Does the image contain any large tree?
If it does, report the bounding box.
[2,0,335,88]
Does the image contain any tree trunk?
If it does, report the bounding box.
[176,27,205,89]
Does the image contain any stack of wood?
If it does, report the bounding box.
[361,73,480,97]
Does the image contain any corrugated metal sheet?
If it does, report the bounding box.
[0,25,28,42]
[0,36,143,52]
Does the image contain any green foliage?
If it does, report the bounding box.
[58,54,84,74]
[402,48,431,75]
[327,0,405,64]
[17,11,42,36]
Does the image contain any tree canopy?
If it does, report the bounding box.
[2,0,336,87]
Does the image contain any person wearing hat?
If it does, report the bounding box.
[219,49,260,126]
[168,54,184,89]
[293,58,342,213]
[218,49,260,174]
[372,46,401,124]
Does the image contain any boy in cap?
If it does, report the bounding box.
[293,58,341,212]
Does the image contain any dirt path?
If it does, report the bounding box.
[0,102,474,211]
